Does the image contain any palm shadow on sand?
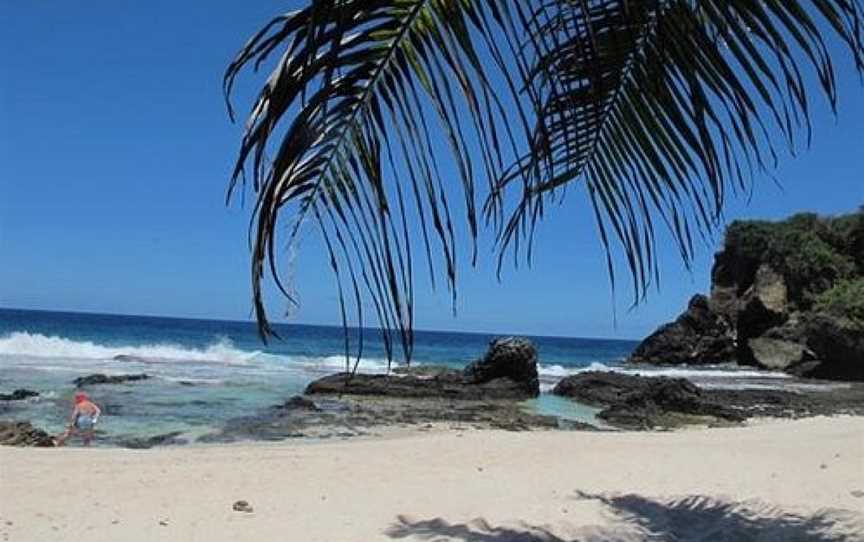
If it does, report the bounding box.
[385,492,864,541]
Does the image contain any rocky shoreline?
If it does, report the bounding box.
[553,371,864,430]
[629,210,864,381]
[3,329,864,448]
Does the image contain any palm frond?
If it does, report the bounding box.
[225,0,864,362]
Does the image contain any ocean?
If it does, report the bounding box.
[0,308,797,446]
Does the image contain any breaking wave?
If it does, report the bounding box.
[0,331,260,366]
[537,361,793,381]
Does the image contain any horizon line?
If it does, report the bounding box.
[0,306,640,343]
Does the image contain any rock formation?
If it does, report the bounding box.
[629,210,864,381]
[306,337,540,400]
[553,371,864,429]
[0,421,55,447]
[553,371,745,429]
[628,295,736,366]
[73,373,151,387]
[0,389,40,401]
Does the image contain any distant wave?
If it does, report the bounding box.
[0,331,260,366]
[537,361,792,381]
[291,354,399,374]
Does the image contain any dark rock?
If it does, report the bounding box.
[306,372,534,400]
[307,337,540,400]
[629,295,736,365]
[392,365,454,377]
[554,371,864,429]
[0,389,39,401]
[463,337,540,396]
[232,500,253,513]
[73,373,150,387]
[277,395,320,411]
[797,313,864,381]
[199,393,570,443]
[783,360,824,378]
[553,372,745,429]
[553,371,657,406]
[118,431,186,449]
[0,421,55,447]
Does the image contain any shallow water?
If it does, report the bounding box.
[0,308,825,446]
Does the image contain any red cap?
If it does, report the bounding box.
[74,391,88,404]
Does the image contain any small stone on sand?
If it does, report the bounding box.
[232,500,254,513]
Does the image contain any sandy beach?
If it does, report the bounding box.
[1,416,862,541]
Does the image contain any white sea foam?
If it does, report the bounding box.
[0,331,260,366]
[537,360,793,381]
[292,354,400,374]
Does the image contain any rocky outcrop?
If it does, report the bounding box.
[797,313,864,381]
[73,373,151,387]
[199,393,568,443]
[630,210,864,381]
[307,337,540,400]
[553,371,864,429]
[553,372,745,429]
[462,337,539,395]
[0,389,39,401]
[306,371,533,400]
[0,421,55,447]
[628,295,736,365]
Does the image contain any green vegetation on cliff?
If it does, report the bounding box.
[815,278,864,327]
[720,208,863,309]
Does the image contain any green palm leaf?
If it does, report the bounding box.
[224,0,864,365]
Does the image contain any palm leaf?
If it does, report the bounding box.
[224,0,864,364]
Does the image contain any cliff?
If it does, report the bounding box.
[629,208,864,381]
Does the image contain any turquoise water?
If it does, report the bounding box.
[0,308,639,444]
[0,308,797,446]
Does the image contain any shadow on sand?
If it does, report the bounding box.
[385,492,864,541]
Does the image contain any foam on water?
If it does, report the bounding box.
[289,354,397,374]
[0,331,260,366]
[537,360,792,381]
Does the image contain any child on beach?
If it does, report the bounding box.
[55,391,101,447]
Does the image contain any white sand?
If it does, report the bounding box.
[1,416,863,541]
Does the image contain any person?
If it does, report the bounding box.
[55,390,101,447]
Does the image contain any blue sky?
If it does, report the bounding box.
[1,1,862,339]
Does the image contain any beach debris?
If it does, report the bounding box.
[158,519,168,526]
[851,490,864,498]
[73,373,150,387]
[232,500,254,513]
[0,389,39,401]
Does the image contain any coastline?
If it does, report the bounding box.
[2,416,862,541]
